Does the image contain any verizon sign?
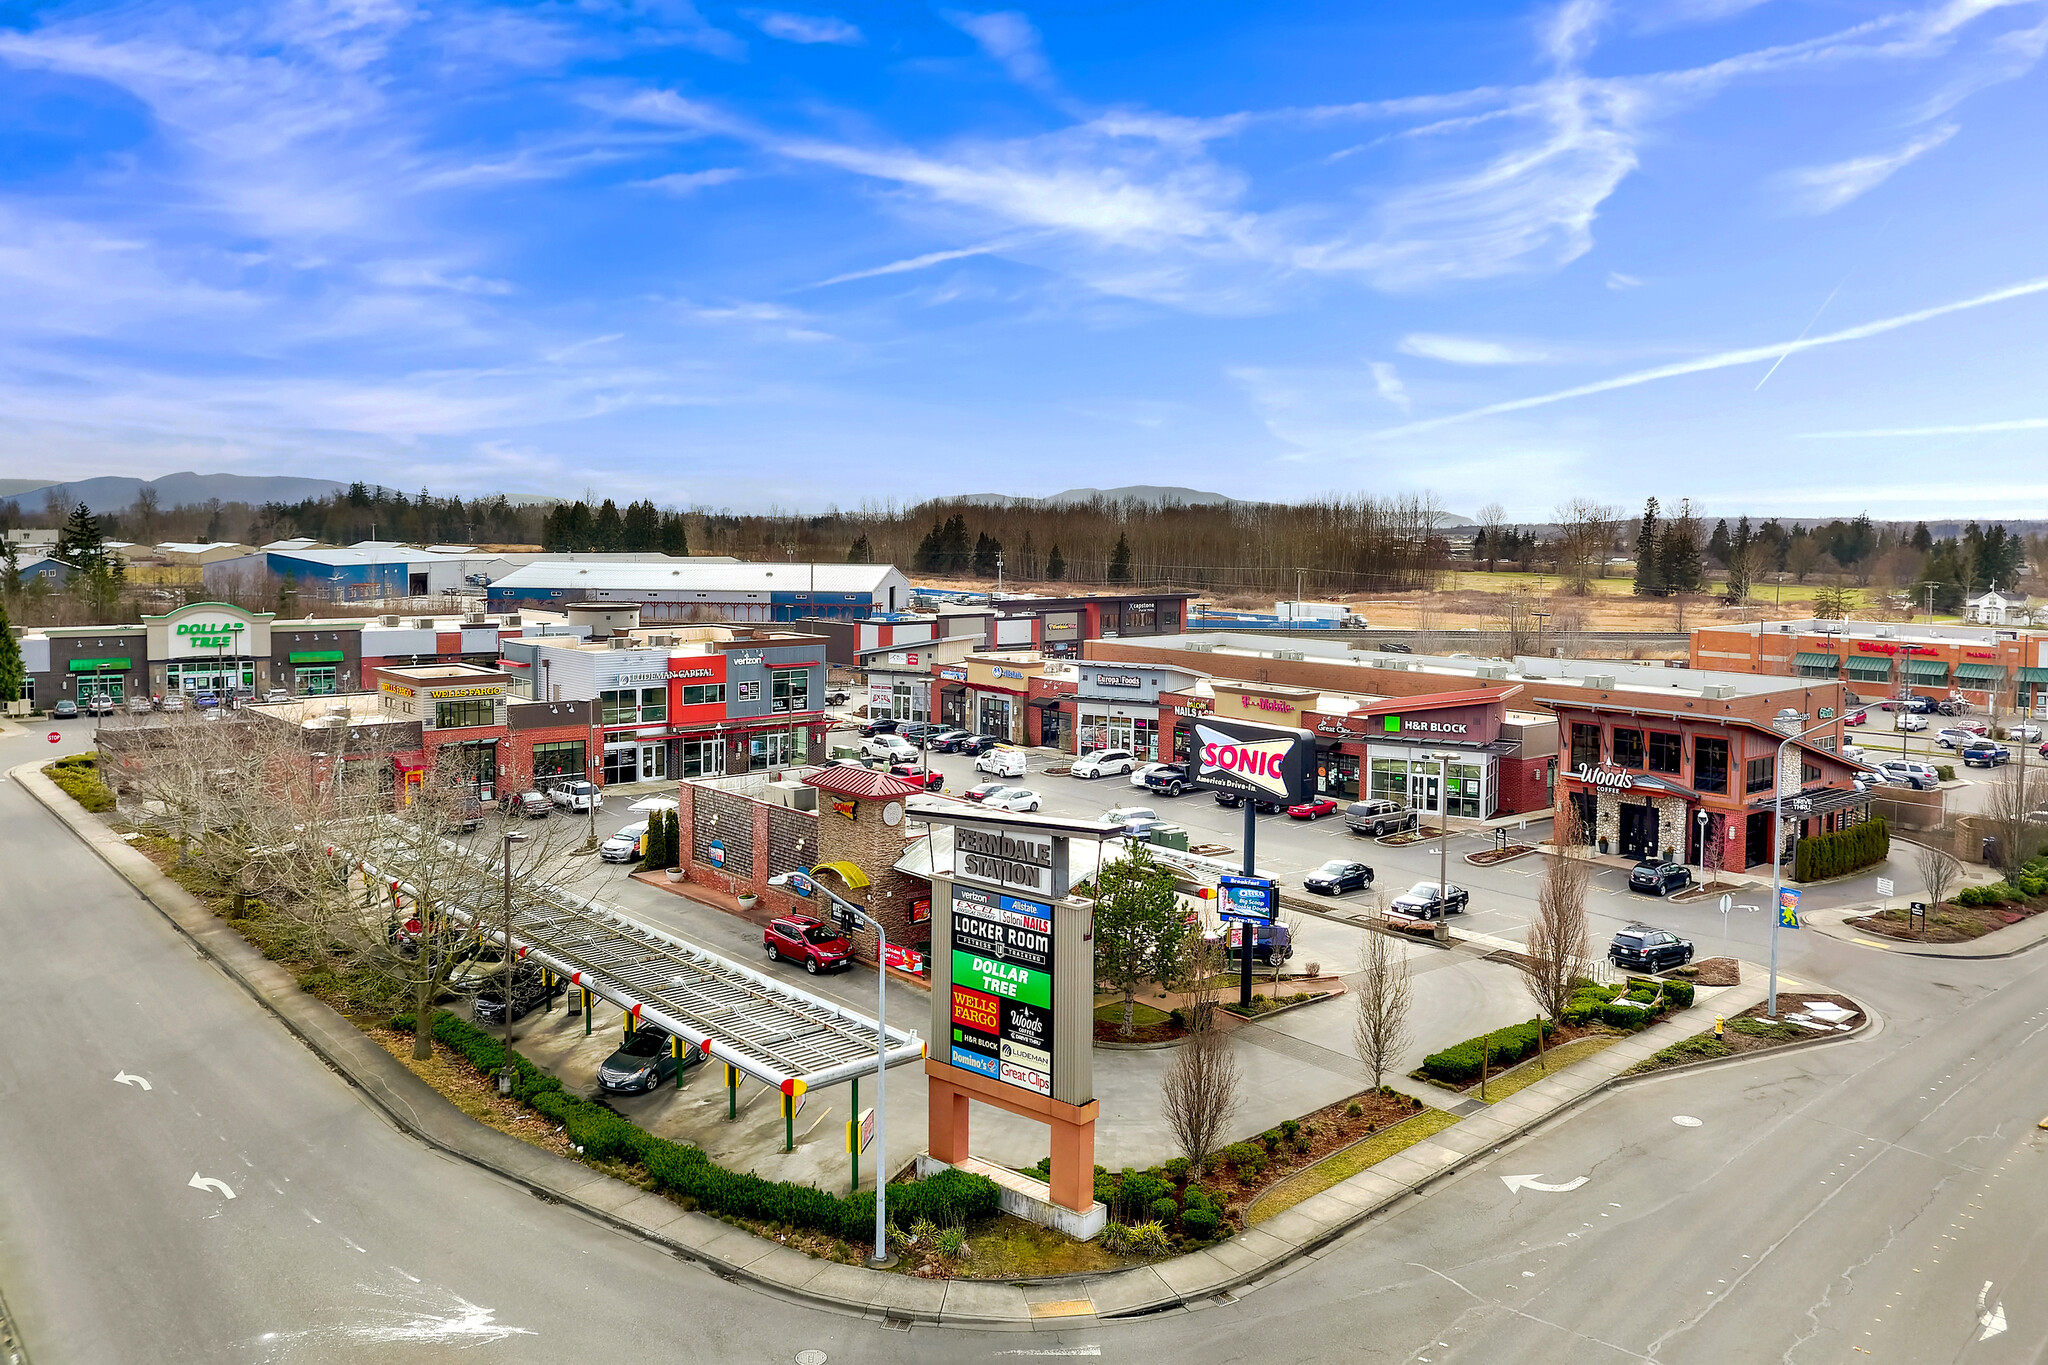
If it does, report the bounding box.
[1193,717,1315,804]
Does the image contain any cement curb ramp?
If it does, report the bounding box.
[12,760,1860,1328]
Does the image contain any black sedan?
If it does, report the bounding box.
[951,733,1000,756]
[1304,860,1375,895]
[1213,791,1285,814]
[859,717,900,738]
[924,728,973,751]
[472,965,562,1025]
[1389,881,1468,918]
[1627,859,1692,896]
[598,1025,699,1094]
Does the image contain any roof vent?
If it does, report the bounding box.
[607,636,634,650]
[1475,664,1510,679]
[1183,641,1216,653]
[1580,674,1615,690]
[504,613,521,626]
[377,614,399,627]
[1700,684,1737,700]
[413,618,435,630]
[1272,649,1305,662]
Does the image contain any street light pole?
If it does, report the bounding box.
[1768,711,1836,1018]
[499,829,529,1092]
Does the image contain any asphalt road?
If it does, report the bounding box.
[8,719,2048,1364]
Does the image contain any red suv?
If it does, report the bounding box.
[764,915,852,974]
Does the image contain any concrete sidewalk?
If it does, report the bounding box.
[13,757,1833,1328]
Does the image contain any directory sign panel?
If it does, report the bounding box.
[948,884,1056,1099]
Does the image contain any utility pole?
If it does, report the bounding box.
[499,830,529,1092]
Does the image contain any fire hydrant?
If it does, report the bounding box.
[1714,1014,1724,1038]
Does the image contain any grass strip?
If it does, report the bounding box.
[1473,1035,1622,1103]
[1247,1108,1461,1225]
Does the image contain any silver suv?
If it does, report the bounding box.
[1345,799,1418,837]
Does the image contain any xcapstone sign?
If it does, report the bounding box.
[1192,717,1315,804]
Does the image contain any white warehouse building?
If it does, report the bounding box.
[484,561,913,622]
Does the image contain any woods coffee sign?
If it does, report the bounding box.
[1193,717,1315,803]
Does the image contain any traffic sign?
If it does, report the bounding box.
[47,731,60,744]
[1875,876,1895,897]
[1778,887,1801,928]
[1718,893,1732,916]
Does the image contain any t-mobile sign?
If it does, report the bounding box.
[948,884,1056,1098]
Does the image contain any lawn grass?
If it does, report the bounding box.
[1246,1108,1461,1225]
[1472,1034,1622,1103]
[1092,1000,1171,1026]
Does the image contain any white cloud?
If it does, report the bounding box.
[807,238,1030,288]
[747,10,862,45]
[1781,123,1958,214]
[943,10,1060,97]
[1366,272,2048,440]
[1798,417,2048,437]
[1369,362,1410,412]
[1399,333,1555,365]
[634,167,745,193]
[1606,270,1642,289]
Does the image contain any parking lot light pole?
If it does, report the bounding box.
[1769,711,1834,1018]
[1433,750,1457,909]
[499,830,529,1093]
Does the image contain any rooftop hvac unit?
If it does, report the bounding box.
[1272,649,1306,661]
[607,636,635,650]
[1475,664,1510,679]
[504,613,521,626]
[1378,658,1410,671]
[463,607,485,625]
[413,618,435,630]
[1779,624,1795,633]
[1183,641,1216,653]
[1580,674,1615,690]
[1700,684,1738,700]
[377,614,399,627]
[766,780,818,812]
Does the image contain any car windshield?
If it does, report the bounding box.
[803,925,841,945]
[617,1031,667,1059]
[1406,883,1440,897]
[1317,861,1354,875]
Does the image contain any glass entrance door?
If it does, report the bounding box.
[639,744,666,781]
[1409,763,1441,818]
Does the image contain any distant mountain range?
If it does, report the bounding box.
[0,472,348,512]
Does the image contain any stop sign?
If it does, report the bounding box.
[47,732,60,744]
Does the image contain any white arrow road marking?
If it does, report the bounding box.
[188,1173,235,1199]
[1500,1174,1588,1194]
[113,1071,152,1090]
[1978,1280,2007,1340]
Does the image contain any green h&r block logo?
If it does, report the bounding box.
[1383,714,1402,733]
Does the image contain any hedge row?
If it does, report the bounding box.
[1420,1018,1556,1085]
[1793,817,1889,884]
[394,1010,999,1242]
[44,754,114,812]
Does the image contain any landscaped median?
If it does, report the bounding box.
[1625,994,1866,1075]
[1412,976,1696,1098]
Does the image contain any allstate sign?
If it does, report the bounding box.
[1192,717,1315,804]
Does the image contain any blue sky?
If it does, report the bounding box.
[0,0,2043,519]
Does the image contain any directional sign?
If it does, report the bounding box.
[1718,893,1732,916]
[847,1106,875,1154]
[188,1173,235,1199]
[1500,1173,1587,1194]
[1778,888,1801,928]
[113,1071,152,1090]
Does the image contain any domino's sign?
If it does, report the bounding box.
[1193,717,1315,804]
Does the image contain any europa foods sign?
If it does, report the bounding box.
[1193,717,1315,804]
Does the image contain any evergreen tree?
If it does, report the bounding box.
[1045,543,1067,581]
[0,538,19,599]
[913,521,943,572]
[1471,528,1488,568]
[561,501,595,551]
[541,504,566,552]
[1909,521,1933,555]
[846,534,873,563]
[1659,499,1704,593]
[940,515,971,572]
[1107,532,1133,583]
[1725,515,1754,603]
[660,511,690,556]
[622,500,660,552]
[972,531,1002,577]
[1707,519,1731,568]
[54,502,110,574]
[593,499,625,552]
[1633,498,1663,596]
[0,600,22,702]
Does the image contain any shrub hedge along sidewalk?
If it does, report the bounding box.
[394,1009,999,1245]
[1792,817,1888,884]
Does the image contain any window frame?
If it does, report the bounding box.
[1569,722,1601,771]
[1611,727,1645,771]
[1647,730,1683,775]
[1693,736,1729,794]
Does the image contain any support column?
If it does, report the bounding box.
[927,1078,971,1164]
[1048,1117,1097,1214]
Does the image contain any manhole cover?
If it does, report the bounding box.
[796,1352,828,1365]
[1672,1115,1703,1127]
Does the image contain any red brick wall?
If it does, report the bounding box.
[1496,754,1555,816]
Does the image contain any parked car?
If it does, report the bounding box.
[1935,728,1980,750]
[1935,699,1972,717]
[860,735,919,764]
[1211,921,1292,965]
[192,690,220,709]
[887,764,945,790]
[50,699,79,719]
[1142,764,1193,796]
[598,821,650,862]
[1609,923,1693,972]
[2004,723,2042,742]
[764,915,852,974]
[983,787,1043,813]
[859,717,900,738]
[1070,748,1137,780]
[1390,881,1468,918]
[1628,859,1692,896]
[517,790,553,818]
[1304,859,1374,895]
[1878,759,1940,789]
[975,747,1027,779]
[1843,709,1868,727]
[1900,695,1938,714]
[471,964,562,1025]
[1894,713,1928,732]
[1101,805,1160,831]
[597,1025,698,1094]
[964,782,1010,803]
[1345,799,1419,837]
[1287,796,1339,820]
[160,694,185,712]
[1213,791,1285,814]
[551,780,604,812]
[1962,742,2012,768]
[952,734,1001,757]
[127,696,154,715]
[1130,761,1177,789]
[824,688,852,706]
[1379,642,1413,654]
[80,695,116,716]
[898,722,943,746]
[264,688,289,703]
[925,728,973,752]
[444,796,486,834]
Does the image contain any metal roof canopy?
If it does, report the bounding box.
[344,848,924,1093]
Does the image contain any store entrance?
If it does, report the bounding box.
[1745,811,1771,869]
[1619,801,1659,859]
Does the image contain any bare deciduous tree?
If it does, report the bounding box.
[1980,753,2046,875]
[1476,503,1508,572]
[1916,842,1963,911]
[1519,805,1593,1064]
[1351,918,1413,1091]
[1160,941,1240,1173]
[1553,500,1620,596]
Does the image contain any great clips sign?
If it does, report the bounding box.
[1193,717,1315,804]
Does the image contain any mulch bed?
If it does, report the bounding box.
[1377,828,1443,846]
[1628,993,1864,1074]
[1094,1017,1189,1044]
[1465,844,1536,865]
[1691,956,1741,986]
[1206,1089,1426,1226]
[1850,898,2047,943]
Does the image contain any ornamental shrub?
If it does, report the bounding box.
[1598,1001,1651,1030]
[1419,1019,1556,1084]
[1661,980,1695,1008]
[1150,1196,1180,1225]
[1936,764,1956,783]
[1792,817,1890,884]
[1219,1142,1267,1178]
[1162,1156,1190,1182]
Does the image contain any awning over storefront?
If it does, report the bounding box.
[1793,652,1841,672]
[1906,659,1950,682]
[1747,785,1870,817]
[1844,657,1893,681]
[2019,667,2048,685]
[1954,663,2008,684]
[1027,696,1064,707]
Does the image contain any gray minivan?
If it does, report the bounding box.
[1345,799,1419,837]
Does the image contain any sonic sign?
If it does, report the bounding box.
[1192,716,1316,805]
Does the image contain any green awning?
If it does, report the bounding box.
[1905,659,1949,680]
[2017,667,2048,685]
[1793,652,1841,671]
[1844,657,1892,680]
[289,650,344,664]
[1954,662,2008,682]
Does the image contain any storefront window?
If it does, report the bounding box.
[435,698,495,729]
[1612,728,1645,770]
[603,744,637,785]
[679,738,725,777]
[1694,737,1729,794]
[1318,749,1359,798]
[1369,758,1409,803]
[749,732,794,770]
[892,681,928,722]
[531,740,585,782]
[639,686,666,723]
[599,690,637,725]
[1745,755,1775,794]
[736,680,761,703]
[1569,723,1601,770]
[978,695,1012,739]
[1447,762,1486,818]
[772,669,810,713]
[441,741,497,799]
[1647,731,1683,775]
[295,666,337,695]
[681,682,725,706]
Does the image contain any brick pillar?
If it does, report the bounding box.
[750,802,771,895]
[1048,1117,1097,1213]
[677,784,696,866]
[927,1075,971,1163]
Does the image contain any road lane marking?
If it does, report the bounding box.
[1500,1174,1587,1194]
[113,1070,152,1090]
[188,1173,235,1199]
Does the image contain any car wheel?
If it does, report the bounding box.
[766,943,779,961]
[804,958,819,975]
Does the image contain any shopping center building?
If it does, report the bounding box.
[1691,618,2048,712]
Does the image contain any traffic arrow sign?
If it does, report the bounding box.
[188,1173,235,1199]
[1500,1173,1588,1194]
[113,1071,152,1090]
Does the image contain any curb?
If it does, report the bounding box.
[1608,996,1877,1083]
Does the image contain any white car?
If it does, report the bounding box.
[599,821,649,863]
[2005,723,2043,742]
[861,735,919,764]
[1934,728,1977,750]
[551,780,605,812]
[1071,748,1136,780]
[264,688,289,703]
[976,747,1027,779]
[1130,761,1176,789]
[1101,805,1160,831]
[127,696,154,715]
[160,694,185,712]
[982,787,1042,813]
[1894,713,1928,732]
[1878,760,1939,790]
